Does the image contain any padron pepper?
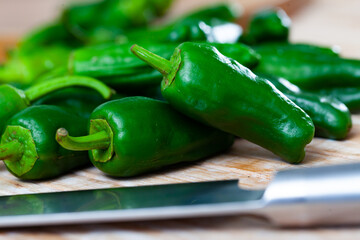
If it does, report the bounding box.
[131,42,315,163]
[0,75,113,134]
[56,97,235,177]
[0,105,90,180]
[241,8,291,45]
[121,4,242,44]
[254,43,360,89]
[258,73,352,140]
[69,42,260,90]
[62,0,173,44]
[18,23,81,51]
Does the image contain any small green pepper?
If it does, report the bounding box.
[56,97,234,177]
[254,43,360,89]
[19,23,81,51]
[131,43,315,163]
[241,8,291,44]
[0,105,90,180]
[62,0,173,44]
[259,73,352,139]
[0,76,113,134]
[70,42,260,90]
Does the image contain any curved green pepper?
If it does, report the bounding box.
[131,43,315,163]
[241,8,291,44]
[0,76,113,134]
[254,43,360,89]
[70,42,260,89]
[0,105,90,180]
[56,97,234,177]
[259,73,352,139]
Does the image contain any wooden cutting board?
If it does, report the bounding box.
[1,0,360,238]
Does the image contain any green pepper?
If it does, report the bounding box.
[0,76,113,134]
[19,23,81,51]
[180,3,241,22]
[62,0,173,44]
[241,8,291,45]
[0,45,72,84]
[131,43,315,163]
[120,3,242,44]
[254,43,360,89]
[33,88,124,119]
[124,18,243,44]
[312,87,360,113]
[70,42,260,90]
[0,105,90,180]
[258,73,352,139]
[56,97,234,177]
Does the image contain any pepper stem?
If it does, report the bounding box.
[131,44,172,76]
[0,141,24,162]
[24,76,114,102]
[56,128,111,151]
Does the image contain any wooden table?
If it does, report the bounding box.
[1,0,360,238]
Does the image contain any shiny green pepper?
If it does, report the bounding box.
[56,97,234,177]
[241,8,291,44]
[259,73,352,139]
[312,87,360,113]
[0,105,90,180]
[0,76,113,134]
[62,0,173,44]
[33,88,126,119]
[70,42,260,89]
[121,3,242,44]
[254,43,360,89]
[131,42,315,163]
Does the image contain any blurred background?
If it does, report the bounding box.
[0,0,359,57]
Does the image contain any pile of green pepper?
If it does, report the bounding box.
[0,0,359,180]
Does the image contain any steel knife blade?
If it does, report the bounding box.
[0,163,360,228]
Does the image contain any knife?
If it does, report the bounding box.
[0,163,359,228]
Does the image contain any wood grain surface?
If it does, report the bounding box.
[1,0,360,238]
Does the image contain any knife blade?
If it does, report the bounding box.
[0,163,360,228]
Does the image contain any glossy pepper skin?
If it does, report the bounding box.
[33,88,125,119]
[56,97,234,177]
[313,87,360,113]
[0,105,90,180]
[70,42,260,90]
[254,43,360,89]
[241,8,291,45]
[62,0,173,44]
[0,76,113,134]
[121,4,242,44]
[131,43,315,163]
[259,73,352,139]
